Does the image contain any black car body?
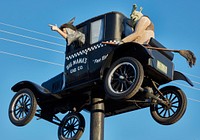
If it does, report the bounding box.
[9,11,193,140]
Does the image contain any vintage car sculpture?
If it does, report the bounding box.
[8,12,193,140]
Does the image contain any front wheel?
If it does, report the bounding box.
[104,57,144,100]
[150,86,187,125]
[8,88,37,126]
[58,112,85,140]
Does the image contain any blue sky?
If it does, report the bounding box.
[0,0,200,140]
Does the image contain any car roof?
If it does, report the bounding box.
[76,11,127,28]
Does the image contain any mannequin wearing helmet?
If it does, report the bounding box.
[122,4,155,44]
[49,17,85,46]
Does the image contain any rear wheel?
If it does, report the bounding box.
[104,57,144,100]
[150,86,187,125]
[8,88,37,126]
[58,112,85,140]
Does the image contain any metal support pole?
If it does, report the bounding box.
[90,93,105,140]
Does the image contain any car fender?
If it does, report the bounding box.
[100,51,114,79]
[100,42,153,79]
[11,81,58,99]
[116,42,154,59]
[173,71,193,86]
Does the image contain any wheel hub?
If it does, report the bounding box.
[119,75,125,80]
[18,102,29,114]
[67,124,75,132]
[19,104,24,111]
[164,100,172,110]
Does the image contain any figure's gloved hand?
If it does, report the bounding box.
[48,24,59,31]
[118,41,125,45]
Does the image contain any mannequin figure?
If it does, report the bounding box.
[122,4,154,44]
[49,17,85,47]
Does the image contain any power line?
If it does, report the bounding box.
[0,50,64,67]
[184,72,200,79]
[0,37,64,54]
[1,21,200,81]
[173,81,200,91]
[188,98,200,103]
[1,21,200,91]
[0,21,63,40]
[0,29,65,47]
[1,38,200,86]
[0,50,200,103]
[191,80,200,85]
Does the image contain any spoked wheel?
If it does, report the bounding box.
[150,86,187,125]
[104,57,144,100]
[8,88,37,126]
[58,112,85,140]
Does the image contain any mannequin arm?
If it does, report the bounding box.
[49,24,67,39]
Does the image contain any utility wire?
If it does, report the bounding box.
[0,38,64,54]
[1,21,200,83]
[0,29,65,47]
[0,50,200,103]
[0,50,64,67]
[1,21,200,93]
[191,80,200,85]
[0,21,63,40]
[184,72,200,79]
[188,98,200,103]
[1,38,200,88]
[173,82,200,91]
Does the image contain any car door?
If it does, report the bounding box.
[88,18,113,79]
[64,24,89,87]
[65,44,89,87]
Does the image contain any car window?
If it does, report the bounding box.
[124,20,133,36]
[78,26,87,39]
[90,19,104,44]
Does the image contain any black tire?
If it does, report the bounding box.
[150,86,187,125]
[104,57,144,100]
[8,88,37,126]
[58,112,85,140]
